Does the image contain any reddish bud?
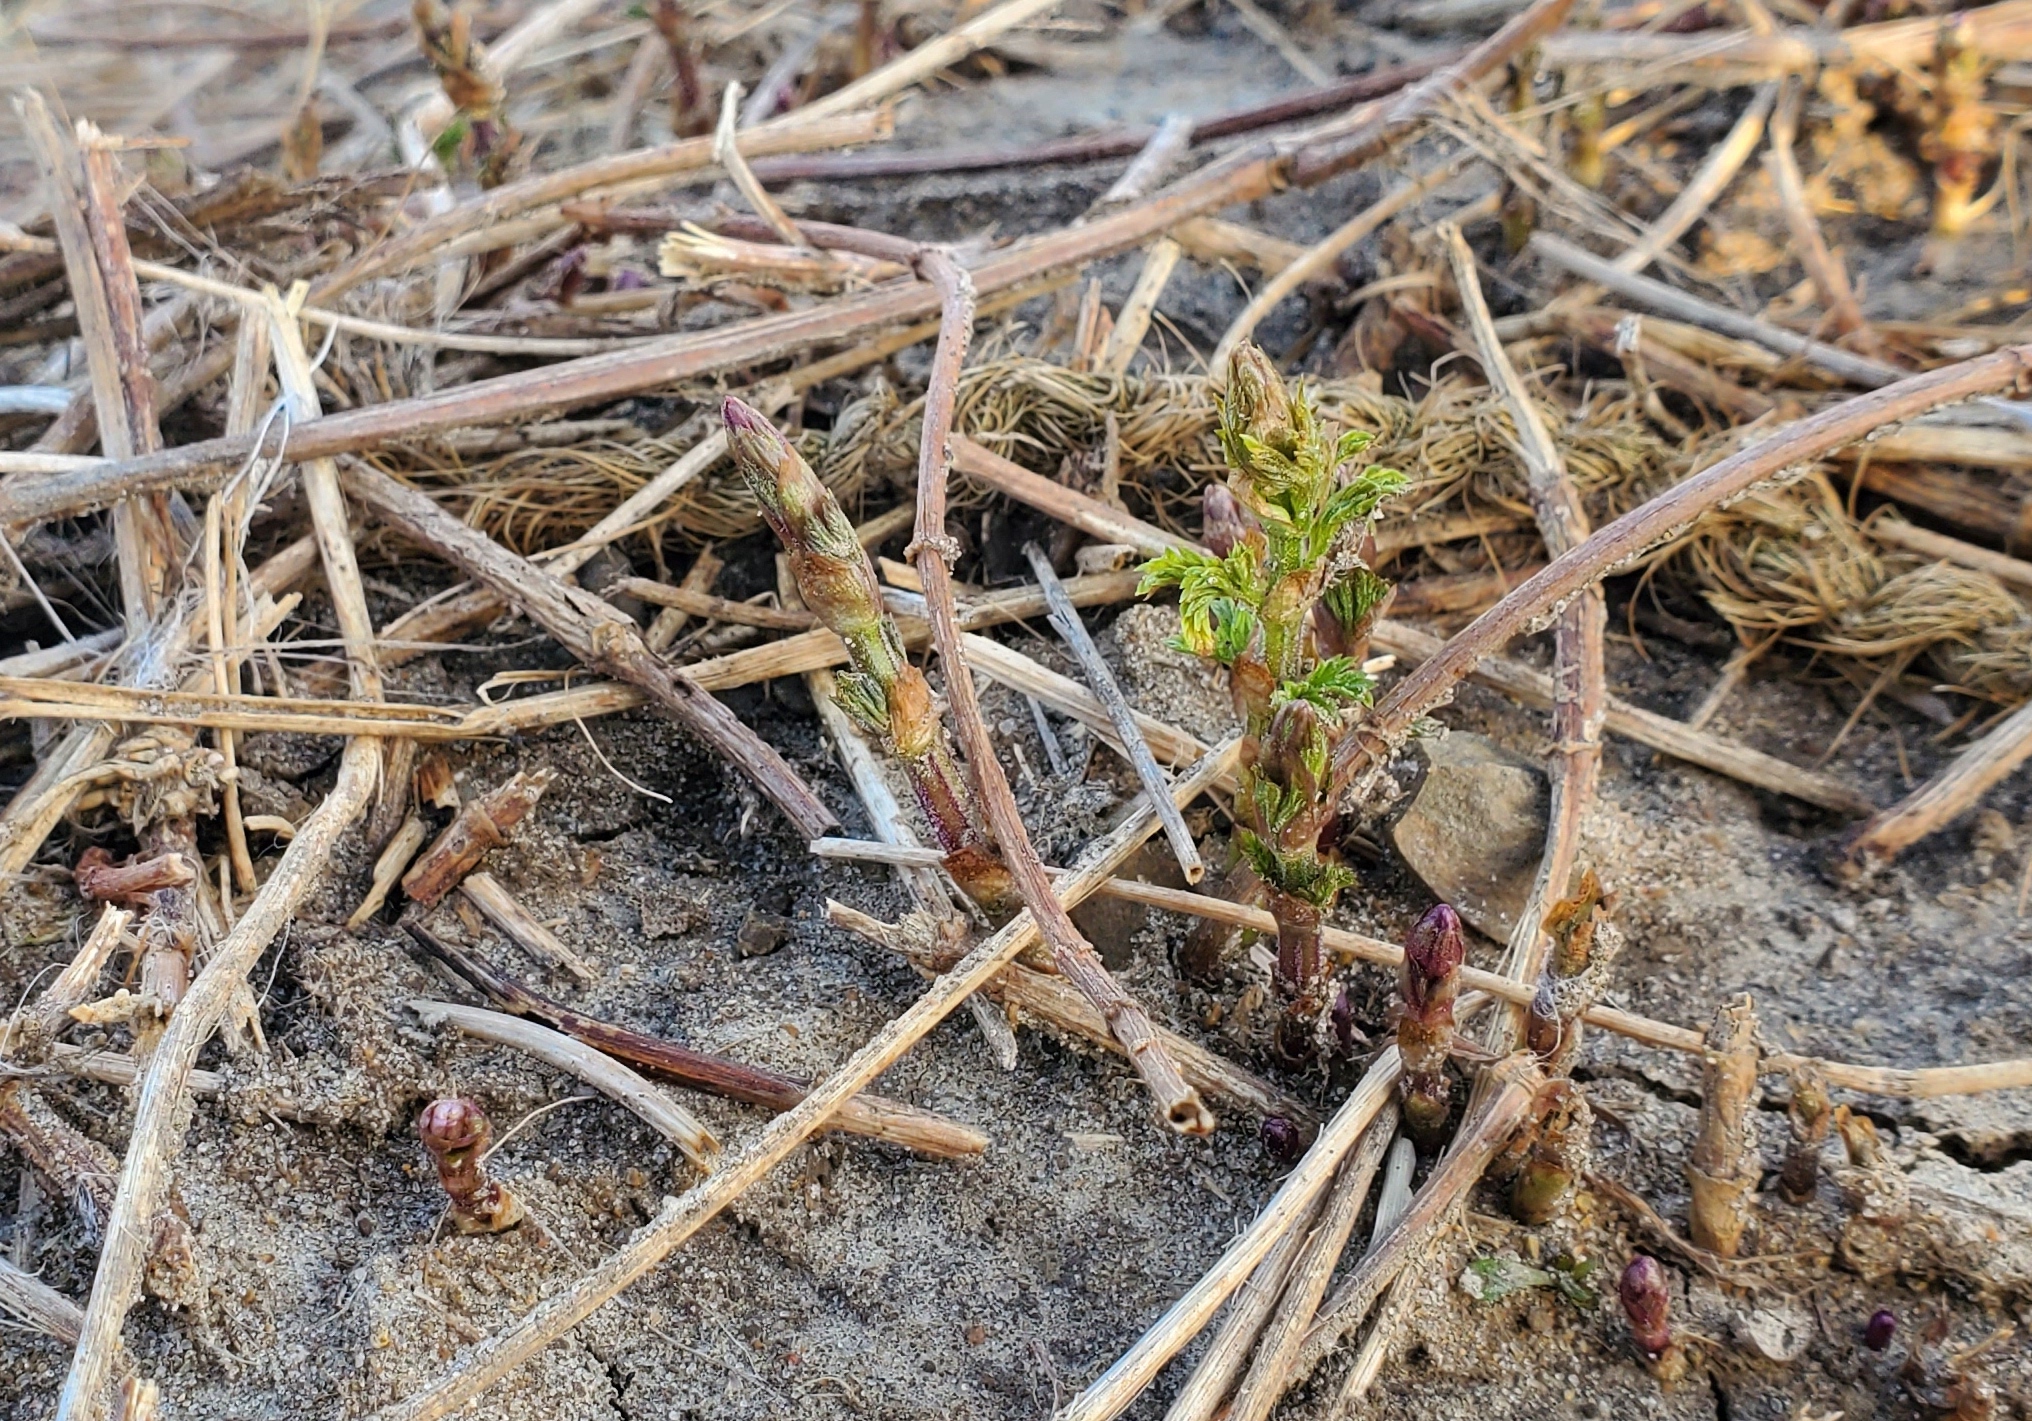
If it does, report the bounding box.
[418,1097,524,1235]
[1397,903,1464,1148]
[1620,1255,1672,1356]
[1330,984,1362,1056]
[1402,904,1465,1013]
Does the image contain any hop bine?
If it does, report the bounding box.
[723,398,1017,917]
[1396,903,1465,1148]
[1138,344,1405,1026]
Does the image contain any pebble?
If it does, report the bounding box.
[737,910,791,958]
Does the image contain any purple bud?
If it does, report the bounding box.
[1330,985,1360,1055]
[1260,1115,1304,1164]
[1402,903,1464,1012]
[1619,1255,1672,1357]
[1865,1308,1896,1351]
[611,268,649,290]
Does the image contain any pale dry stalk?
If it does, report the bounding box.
[1687,994,1762,1258]
[1161,1192,1326,1421]
[1224,1109,1400,1421]
[1841,695,2032,876]
[1058,1049,1406,1421]
[1021,543,1202,881]
[1763,76,1873,343]
[1287,1053,1542,1389]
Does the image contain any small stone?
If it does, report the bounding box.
[1971,808,2015,877]
[737,910,791,958]
[1733,1300,1813,1362]
[1390,733,1548,940]
[355,1212,376,1237]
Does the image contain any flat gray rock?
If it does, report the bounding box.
[1390,732,1548,941]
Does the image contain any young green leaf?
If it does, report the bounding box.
[1333,427,1376,467]
[1275,656,1376,712]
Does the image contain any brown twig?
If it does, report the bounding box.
[3,904,131,1053]
[744,57,1450,183]
[647,549,727,653]
[1211,160,1468,373]
[367,738,1239,1421]
[1161,1190,1328,1421]
[1536,5,2032,80]
[1610,82,1777,276]
[0,1254,84,1345]
[405,922,983,1159]
[1094,112,1197,210]
[611,579,816,630]
[907,246,1209,1134]
[349,814,429,928]
[1528,231,1900,387]
[263,287,385,706]
[401,769,555,909]
[1369,619,1872,814]
[338,459,837,839]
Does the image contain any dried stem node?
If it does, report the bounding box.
[402,768,554,909]
[1688,993,1761,1259]
[1780,1067,1832,1204]
[1508,1079,1593,1225]
[1523,868,1622,1075]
